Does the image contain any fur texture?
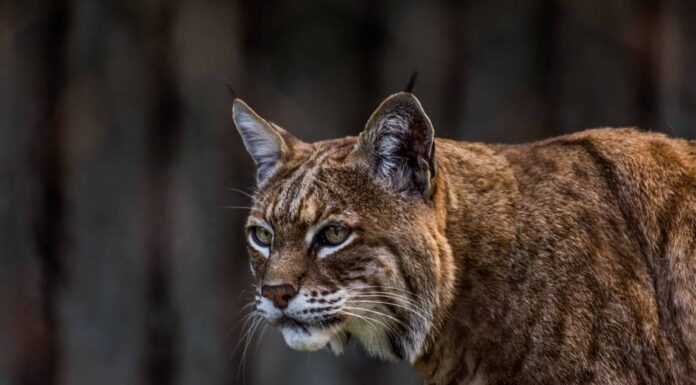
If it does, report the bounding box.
[233,93,696,385]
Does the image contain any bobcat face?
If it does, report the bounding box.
[234,93,454,362]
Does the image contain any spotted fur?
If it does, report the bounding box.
[233,92,696,385]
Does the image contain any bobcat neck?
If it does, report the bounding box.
[413,140,519,385]
[412,130,696,385]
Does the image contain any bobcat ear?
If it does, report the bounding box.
[232,99,295,185]
[356,92,436,197]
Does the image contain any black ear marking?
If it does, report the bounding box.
[404,70,418,93]
[225,83,237,100]
[224,75,237,100]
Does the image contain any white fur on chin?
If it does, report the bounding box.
[280,325,333,352]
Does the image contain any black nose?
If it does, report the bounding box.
[261,284,297,309]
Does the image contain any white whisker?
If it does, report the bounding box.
[254,324,269,354]
[238,316,263,380]
[350,293,426,314]
[354,285,428,302]
[343,306,411,331]
[231,309,258,332]
[232,312,259,355]
[351,291,421,306]
[348,299,429,322]
[227,187,256,199]
[341,310,395,335]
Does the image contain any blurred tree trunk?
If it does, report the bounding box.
[142,1,180,384]
[1,1,695,385]
[0,1,68,385]
[552,1,658,133]
[459,0,563,142]
[168,1,242,384]
[657,0,696,138]
[57,1,149,384]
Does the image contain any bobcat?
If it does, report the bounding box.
[232,92,696,385]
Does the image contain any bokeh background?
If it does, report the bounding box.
[1,1,695,384]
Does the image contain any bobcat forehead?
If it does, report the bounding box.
[259,153,353,223]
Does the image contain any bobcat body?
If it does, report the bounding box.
[233,92,696,385]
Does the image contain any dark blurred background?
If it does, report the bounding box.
[1,1,695,384]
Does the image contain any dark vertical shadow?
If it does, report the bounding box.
[537,0,563,136]
[237,0,278,102]
[442,0,468,139]
[225,2,268,384]
[26,1,69,384]
[142,2,181,385]
[677,0,696,139]
[635,0,660,131]
[355,0,387,128]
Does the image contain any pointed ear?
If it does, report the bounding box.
[356,92,436,197]
[232,99,295,185]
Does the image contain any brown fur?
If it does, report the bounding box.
[233,93,696,385]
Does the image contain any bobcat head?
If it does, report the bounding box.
[233,93,455,363]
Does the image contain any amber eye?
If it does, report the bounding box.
[320,225,350,246]
[251,226,272,247]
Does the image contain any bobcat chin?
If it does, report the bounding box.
[233,92,696,385]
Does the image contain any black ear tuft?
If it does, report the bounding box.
[224,77,237,100]
[404,71,418,93]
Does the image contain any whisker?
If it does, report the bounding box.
[354,285,428,302]
[226,187,256,199]
[328,323,343,346]
[353,288,426,303]
[343,306,411,331]
[350,294,421,309]
[350,295,426,316]
[354,284,427,300]
[232,311,262,356]
[254,323,269,354]
[341,310,395,335]
[231,309,258,331]
[351,292,424,309]
[238,317,263,380]
[236,301,257,313]
[351,292,421,306]
[348,300,429,322]
[327,323,344,353]
[222,206,252,210]
[233,288,257,311]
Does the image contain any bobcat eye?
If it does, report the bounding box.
[319,225,350,246]
[251,226,273,247]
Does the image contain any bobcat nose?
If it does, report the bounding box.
[261,284,297,309]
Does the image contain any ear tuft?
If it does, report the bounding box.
[404,71,418,93]
[232,99,289,185]
[357,92,435,197]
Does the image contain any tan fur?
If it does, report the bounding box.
[233,93,696,385]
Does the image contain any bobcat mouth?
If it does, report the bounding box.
[276,315,343,331]
[278,316,308,331]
